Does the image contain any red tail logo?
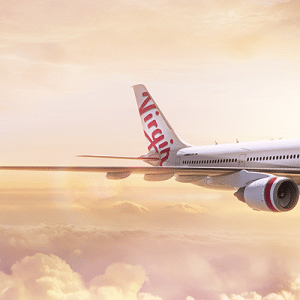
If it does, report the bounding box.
[139,92,173,166]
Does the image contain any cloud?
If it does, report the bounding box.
[0,224,300,300]
[139,294,163,300]
[0,253,87,300]
[0,253,166,300]
[90,263,148,297]
[111,201,150,214]
[164,203,205,214]
[220,291,294,300]
[220,272,300,300]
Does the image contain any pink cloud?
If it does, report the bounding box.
[0,224,299,299]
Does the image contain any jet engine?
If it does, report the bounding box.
[234,177,299,212]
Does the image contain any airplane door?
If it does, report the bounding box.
[239,154,246,167]
[176,156,181,166]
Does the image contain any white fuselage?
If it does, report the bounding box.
[176,138,300,169]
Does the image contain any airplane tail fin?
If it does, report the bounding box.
[133,84,190,166]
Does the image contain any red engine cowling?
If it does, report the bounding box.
[234,177,299,212]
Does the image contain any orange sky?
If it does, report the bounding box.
[1,0,300,299]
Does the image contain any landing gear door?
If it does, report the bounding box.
[239,154,246,167]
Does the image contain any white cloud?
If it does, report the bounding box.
[138,293,164,300]
[0,253,87,300]
[0,253,162,300]
[220,286,298,300]
[90,263,148,296]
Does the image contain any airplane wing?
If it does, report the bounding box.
[1,165,300,178]
[1,165,300,212]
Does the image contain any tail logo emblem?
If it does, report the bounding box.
[139,92,173,166]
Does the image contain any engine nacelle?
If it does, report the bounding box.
[234,177,299,212]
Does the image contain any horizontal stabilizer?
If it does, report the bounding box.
[77,155,159,161]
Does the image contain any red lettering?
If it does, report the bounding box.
[139,93,156,116]
[150,129,164,148]
[159,141,168,148]
[144,113,152,122]
[147,120,158,129]
[160,147,170,165]
[144,129,165,152]
[141,91,171,165]
[144,131,159,153]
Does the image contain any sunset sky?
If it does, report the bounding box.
[1,0,300,299]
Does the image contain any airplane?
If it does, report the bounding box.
[1,84,300,212]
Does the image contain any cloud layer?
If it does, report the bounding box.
[0,224,300,300]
